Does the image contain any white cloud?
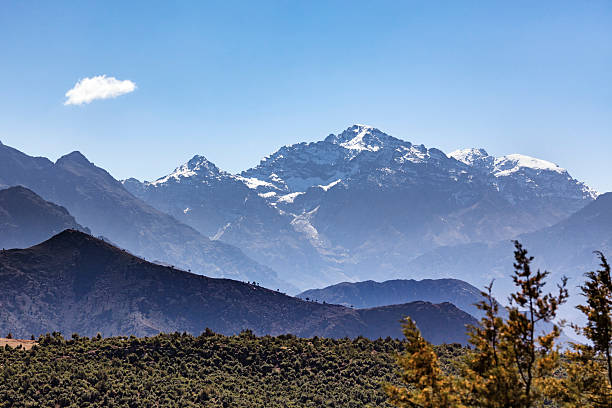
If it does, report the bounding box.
[64,75,136,105]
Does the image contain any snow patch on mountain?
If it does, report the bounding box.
[451,149,564,175]
[278,192,304,204]
[317,179,342,191]
[290,206,329,248]
[493,154,564,176]
[258,191,277,198]
[395,145,430,164]
[211,222,232,241]
[291,215,320,242]
[150,165,197,185]
[450,148,598,199]
[235,176,278,190]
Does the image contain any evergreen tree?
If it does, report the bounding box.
[460,282,523,408]
[388,241,568,408]
[503,240,568,406]
[385,317,464,408]
[561,251,612,406]
[577,252,612,388]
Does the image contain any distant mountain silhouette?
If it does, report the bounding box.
[0,142,291,291]
[299,278,485,319]
[0,230,476,344]
[298,278,577,345]
[0,186,89,249]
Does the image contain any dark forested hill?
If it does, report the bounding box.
[0,186,90,249]
[0,230,476,344]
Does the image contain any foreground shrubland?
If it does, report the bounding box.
[0,330,464,408]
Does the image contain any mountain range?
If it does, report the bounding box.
[0,123,607,340]
[124,124,597,290]
[0,230,476,344]
[297,277,576,345]
[0,124,606,302]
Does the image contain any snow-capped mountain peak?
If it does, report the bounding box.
[149,155,222,185]
[450,148,597,200]
[325,124,396,152]
[493,154,564,176]
[451,149,565,175]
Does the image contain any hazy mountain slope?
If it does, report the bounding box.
[0,142,290,291]
[394,192,612,323]
[123,156,343,289]
[0,230,476,344]
[298,278,485,319]
[0,186,90,249]
[123,156,259,238]
[405,192,612,287]
[0,142,54,189]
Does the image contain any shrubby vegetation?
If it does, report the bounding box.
[0,328,464,407]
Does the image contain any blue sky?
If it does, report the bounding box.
[1,1,611,191]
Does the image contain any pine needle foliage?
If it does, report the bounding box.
[504,240,568,406]
[577,252,612,388]
[388,241,570,408]
[460,282,524,408]
[385,318,465,408]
